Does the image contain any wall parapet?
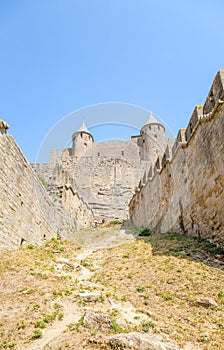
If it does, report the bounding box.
[129,70,224,249]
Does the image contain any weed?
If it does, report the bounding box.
[17,320,27,330]
[58,313,64,320]
[51,237,60,245]
[74,316,85,331]
[111,318,123,333]
[43,312,57,323]
[136,286,146,293]
[33,329,42,339]
[0,341,16,349]
[27,244,35,250]
[35,320,47,329]
[138,228,152,236]
[106,220,123,226]
[141,320,156,332]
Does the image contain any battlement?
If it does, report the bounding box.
[130,70,224,249]
[96,139,134,146]
[203,70,224,115]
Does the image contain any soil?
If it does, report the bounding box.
[0,225,223,350]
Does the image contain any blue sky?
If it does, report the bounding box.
[0,0,224,162]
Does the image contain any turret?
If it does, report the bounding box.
[138,113,166,162]
[72,121,94,158]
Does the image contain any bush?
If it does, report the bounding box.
[138,228,152,236]
[33,329,42,338]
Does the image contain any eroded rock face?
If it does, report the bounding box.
[102,332,182,350]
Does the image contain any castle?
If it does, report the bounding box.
[33,114,171,221]
[0,70,223,252]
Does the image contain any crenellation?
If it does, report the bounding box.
[185,105,203,141]
[130,70,224,249]
[203,70,224,115]
[172,128,186,156]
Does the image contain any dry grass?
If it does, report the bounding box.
[0,228,223,350]
[88,231,224,350]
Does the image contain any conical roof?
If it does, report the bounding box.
[144,113,161,126]
[75,120,91,134]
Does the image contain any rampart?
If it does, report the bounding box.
[0,134,58,251]
[0,134,93,252]
[129,71,224,249]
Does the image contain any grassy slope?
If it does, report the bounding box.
[0,228,223,350]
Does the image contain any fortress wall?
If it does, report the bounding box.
[32,163,94,231]
[0,135,57,251]
[130,72,224,248]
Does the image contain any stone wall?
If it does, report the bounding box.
[0,134,94,252]
[43,140,151,221]
[129,71,224,249]
[0,135,57,251]
[32,162,94,230]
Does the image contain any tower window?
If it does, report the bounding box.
[149,126,151,130]
[81,133,83,138]
[121,151,124,156]
[154,134,157,138]
[142,139,145,143]
[98,152,100,157]
[84,143,87,147]
[158,125,160,130]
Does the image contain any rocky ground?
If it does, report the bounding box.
[0,224,223,350]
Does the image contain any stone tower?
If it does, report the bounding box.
[72,121,94,158]
[138,113,166,162]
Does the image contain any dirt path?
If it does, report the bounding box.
[21,226,135,350]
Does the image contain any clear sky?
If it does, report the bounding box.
[0,0,224,162]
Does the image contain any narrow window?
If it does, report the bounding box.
[154,134,157,138]
[98,152,100,157]
[121,151,124,156]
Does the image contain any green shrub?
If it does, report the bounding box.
[141,320,155,332]
[33,329,42,338]
[35,320,47,329]
[109,219,123,226]
[138,228,152,236]
[27,244,35,250]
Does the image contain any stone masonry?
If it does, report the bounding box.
[129,71,224,249]
[0,133,93,252]
[33,114,168,221]
[1,70,224,252]
[33,114,167,221]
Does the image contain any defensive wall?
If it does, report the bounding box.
[0,134,93,252]
[0,134,58,251]
[129,71,224,249]
[36,138,152,220]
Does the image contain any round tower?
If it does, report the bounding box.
[138,114,166,162]
[72,121,94,158]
